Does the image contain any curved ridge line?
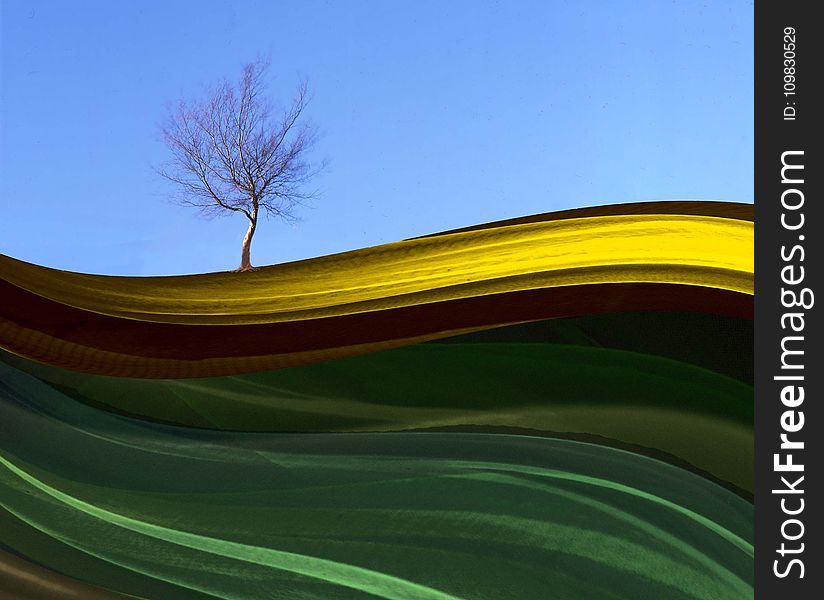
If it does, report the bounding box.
[0,454,460,600]
[461,462,752,555]
[0,215,753,323]
[413,201,754,239]
[454,472,749,595]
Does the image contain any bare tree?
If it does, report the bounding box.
[159,59,319,271]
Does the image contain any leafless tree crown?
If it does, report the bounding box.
[159,59,318,224]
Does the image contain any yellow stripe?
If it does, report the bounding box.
[0,215,752,326]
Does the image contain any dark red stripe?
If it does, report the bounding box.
[0,277,752,361]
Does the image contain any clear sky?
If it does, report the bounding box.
[1,0,753,276]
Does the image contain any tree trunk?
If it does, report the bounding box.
[236,218,257,272]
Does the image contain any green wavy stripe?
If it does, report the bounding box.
[0,455,460,600]
[0,363,752,599]
[3,323,753,492]
[436,312,752,385]
[4,341,753,427]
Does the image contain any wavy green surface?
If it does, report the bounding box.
[0,360,752,599]
[1,313,754,494]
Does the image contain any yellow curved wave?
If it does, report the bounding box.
[0,215,752,326]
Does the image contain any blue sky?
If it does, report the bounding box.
[0,0,753,275]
